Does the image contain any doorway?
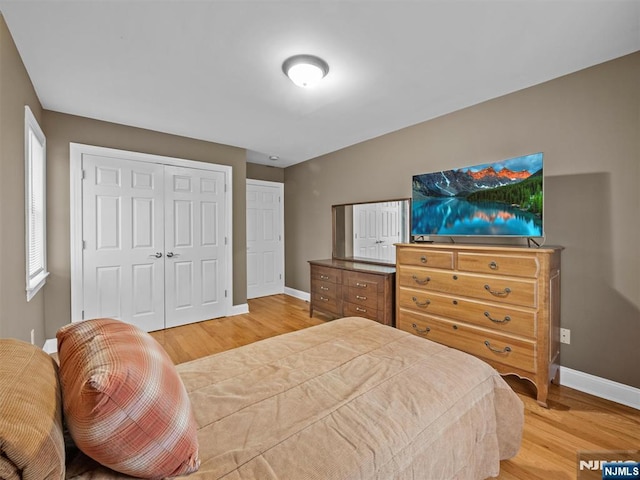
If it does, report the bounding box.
[246,180,284,299]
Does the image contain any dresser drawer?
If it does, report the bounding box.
[310,291,341,315]
[343,302,379,321]
[398,266,537,308]
[457,252,539,278]
[311,265,342,284]
[398,310,536,373]
[396,248,454,269]
[343,271,380,291]
[343,286,378,309]
[312,280,341,298]
[397,286,536,338]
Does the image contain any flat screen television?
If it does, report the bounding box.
[411,152,544,238]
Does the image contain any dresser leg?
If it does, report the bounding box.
[536,383,550,408]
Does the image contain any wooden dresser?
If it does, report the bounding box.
[309,259,395,326]
[395,243,562,407]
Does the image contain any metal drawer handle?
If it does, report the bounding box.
[355,307,367,313]
[319,296,329,302]
[320,286,329,291]
[411,323,430,335]
[412,275,431,285]
[484,284,511,297]
[355,295,367,300]
[412,296,431,308]
[355,282,368,288]
[420,255,428,263]
[488,261,498,270]
[320,274,330,280]
[484,340,512,354]
[484,311,511,324]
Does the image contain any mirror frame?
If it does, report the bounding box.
[332,198,411,266]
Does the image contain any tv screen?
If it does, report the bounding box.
[411,153,544,238]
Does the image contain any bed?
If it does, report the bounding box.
[1,316,523,480]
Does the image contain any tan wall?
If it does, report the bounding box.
[0,15,46,344]
[42,111,247,337]
[246,162,285,183]
[285,52,640,388]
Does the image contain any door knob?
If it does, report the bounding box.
[166,252,174,258]
[153,252,162,258]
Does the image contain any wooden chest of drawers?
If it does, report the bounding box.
[396,244,562,407]
[309,259,395,326]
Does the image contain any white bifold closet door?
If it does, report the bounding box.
[353,201,402,263]
[81,154,226,332]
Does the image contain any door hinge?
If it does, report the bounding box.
[224,290,228,298]
[279,273,282,280]
[224,237,228,245]
[81,169,86,180]
[224,183,228,193]
[81,310,85,320]
[82,240,86,249]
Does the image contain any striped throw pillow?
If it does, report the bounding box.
[56,319,200,479]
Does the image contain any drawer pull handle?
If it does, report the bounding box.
[489,261,498,270]
[355,282,368,288]
[484,340,512,354]
[484,311,511,324]
[319,296,329,302]
[420,256,428,263]
[320,275,330,280]
[412,275,431,285]
[355,295,367,300]
[320,286,329,291]
[411,296,431,308]
[355,307,367,313]
[484,284,511,297]
[411,323,430,335]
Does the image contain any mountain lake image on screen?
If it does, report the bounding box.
[411,153,544,237]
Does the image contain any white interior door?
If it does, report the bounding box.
[78,148,229,332]
[353,203,379,258]
[164,166,226,327]
[246,180,284,299]
[353,201,402,262]
[82,155,166,332]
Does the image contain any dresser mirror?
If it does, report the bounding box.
[332,198,410,265]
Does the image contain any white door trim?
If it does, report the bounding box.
[246,179,284,298]
[70,143,233,324]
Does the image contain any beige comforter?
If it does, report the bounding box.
[67,317,523,480]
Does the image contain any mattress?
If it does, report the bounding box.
[66,316,523,479]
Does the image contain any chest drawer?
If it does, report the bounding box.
[396,248,454,269]
[398,310,536,373]
[311,265,342,284]
[458,252,540,278]
[397,266,537,308]
[397,286,536,338]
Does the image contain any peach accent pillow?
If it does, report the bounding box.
[56,318,200,479]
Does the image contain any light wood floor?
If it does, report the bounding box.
[150,294,640,480]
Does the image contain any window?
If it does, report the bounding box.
[25,106,48,301]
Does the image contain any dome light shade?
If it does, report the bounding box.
[282,55,329,88]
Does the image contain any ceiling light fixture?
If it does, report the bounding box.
[282,54,329,88]
[268,155,279,161]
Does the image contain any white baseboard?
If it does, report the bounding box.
[228,303,250,316]
[559,367,639,410]
[43,338,57,354]
[284,287,310,302]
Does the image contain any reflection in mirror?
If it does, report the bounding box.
[333,199,410,265]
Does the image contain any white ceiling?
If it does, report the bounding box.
[1,1,638,168]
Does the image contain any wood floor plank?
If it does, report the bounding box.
[150,294,640,479]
